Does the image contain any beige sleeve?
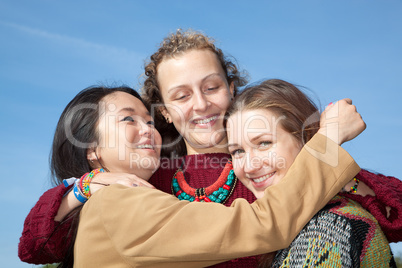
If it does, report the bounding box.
[84,133,360,267]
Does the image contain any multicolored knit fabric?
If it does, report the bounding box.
[271,195,396,268]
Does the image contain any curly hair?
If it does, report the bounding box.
[142,29,248,157]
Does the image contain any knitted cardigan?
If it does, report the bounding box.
[18,153,402,266]
[271,195,397,267]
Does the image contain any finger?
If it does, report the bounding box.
[116,179,135,188]
[135,180,155,189]
[92,173,125,183]
[324,102,334,110]
[342,98,352,104]
[128,176,155,188]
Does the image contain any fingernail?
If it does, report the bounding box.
[132,183,138,187]
[328,102,333,106]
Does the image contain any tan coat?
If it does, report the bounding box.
[74,134,360,267]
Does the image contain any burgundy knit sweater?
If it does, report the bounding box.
[18,153,402,266]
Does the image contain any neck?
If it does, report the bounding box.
[185,139,230,155]
[108,167,154,181]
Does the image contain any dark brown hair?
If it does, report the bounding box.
[142,29,248,157]
[50,86,143,268]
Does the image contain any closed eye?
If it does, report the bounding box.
[204,87,219,94]
[175,95,187,100]
[174,93,190,101]
[122,116,135,122]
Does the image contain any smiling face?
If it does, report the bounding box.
[93,91,162,180]
[227,109,302,199]
[157,49,234,155]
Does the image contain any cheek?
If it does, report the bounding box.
[166,103,191,124]
[101,127,116,150]
[216,92,232,110]
[99,130,118,162]
[233,164,244,178]
[250,150,270,168]
[99,118,120,148]
[284,151,299,171]
[234,165,252,190]
[123,127,139,145]
[274,153,288,170]
[154,132,162,149]
[275,147,299,172]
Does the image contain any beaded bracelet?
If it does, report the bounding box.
[347,177,360,193]
[73,180,88,204]
[79,168,104,199]
[79,172,89,197]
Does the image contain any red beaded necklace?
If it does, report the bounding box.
[171,160,237,203]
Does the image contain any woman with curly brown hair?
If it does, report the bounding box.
[142,29,247,157]
[19,29,402,267]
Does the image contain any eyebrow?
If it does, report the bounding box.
[250,133,271,143]
[167,73,224,94]
[227,132,272,148]
[227,143,239,149]
[118,107,135,113]
[118,107,150,116]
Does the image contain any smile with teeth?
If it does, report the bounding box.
[252,172,275,183]
[136,144,154,150]
[193,115,218,124]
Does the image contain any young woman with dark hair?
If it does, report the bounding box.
[44,86,158,267]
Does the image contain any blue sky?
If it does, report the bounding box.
[1,0,401,267]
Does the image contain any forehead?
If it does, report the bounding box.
[157,49,225,86]
[103,92,148,115]
[227,109,283,139]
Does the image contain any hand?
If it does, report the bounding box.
[55,173,155,221]
[342,179,390,218]
[318,98,366,145]
[90,172,155,194]
[343,179,375,197]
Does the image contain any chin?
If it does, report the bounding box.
[188,133,227,149]
[150,158,161,171]
[129,155,160,171]
[253,191,265,199]
[143,156,160,170]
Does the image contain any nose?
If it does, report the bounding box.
[138,121,153,137]
[192,91,209,112]
[243,150,263,174]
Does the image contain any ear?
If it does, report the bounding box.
[159,106,172,124]
[229,82,235,99]
[87,148,98,164]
